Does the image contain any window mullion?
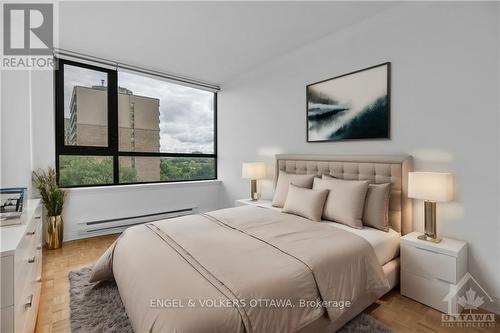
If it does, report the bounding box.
[54,58,64,185]
[108,69,119,184]
[117,152,216,158]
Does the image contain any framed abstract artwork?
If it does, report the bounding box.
[307,62,390,142]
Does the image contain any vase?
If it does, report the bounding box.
[46,215,63,249]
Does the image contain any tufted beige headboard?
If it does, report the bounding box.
[275,154,413,235]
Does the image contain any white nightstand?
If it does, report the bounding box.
[400,232,467,314]
[234,199,272,207]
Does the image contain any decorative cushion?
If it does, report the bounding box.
[363,183,391,232]
[322,174,391,231]
[313,176,369,228]
[272,171,316,207]
[282,184,329,221]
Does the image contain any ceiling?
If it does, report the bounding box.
[58,1,395,85]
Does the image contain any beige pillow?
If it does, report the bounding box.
[282,184,328,221]
[322,175,391,231]
[313,177,369,228]
[272,171,316,207]
[363,183,391,232]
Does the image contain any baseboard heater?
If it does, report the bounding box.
[78,207,197,237]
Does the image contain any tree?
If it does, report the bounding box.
[160,157,215,181]
[59,156,138,186]
[58,156,213,186]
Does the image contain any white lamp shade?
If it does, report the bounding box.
[408,172,453,202]
[242,162,266,180]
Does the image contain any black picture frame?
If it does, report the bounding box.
[306,62,391,143]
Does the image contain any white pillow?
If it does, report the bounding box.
[282,184,329,221]
[272,171,316,208]
[313,177,369,228]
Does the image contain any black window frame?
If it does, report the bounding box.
[54,58,218,188]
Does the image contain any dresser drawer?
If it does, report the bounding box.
[15,265,40,333]
[1,306,14,333]
[0,256,14,308]
[14,291,30,333]
[33,219,43,283]
[401,244,457,283]
[33,206,42,220]
[15,276,41,333]
[15,233,37,306]
[23,278,41,333]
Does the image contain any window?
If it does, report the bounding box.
[63,64,108,147]
[55,59,217,187]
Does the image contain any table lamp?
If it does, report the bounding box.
[242,162,266,201]
[408,172,453,243]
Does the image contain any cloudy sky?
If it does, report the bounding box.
[64,64,215,154]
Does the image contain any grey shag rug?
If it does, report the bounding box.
[69,267,393,333]
[69,268,133,333]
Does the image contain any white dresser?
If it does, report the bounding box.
[400,232,467,314]
[0,199,43,333]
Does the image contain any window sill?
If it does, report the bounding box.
[63,179,222,192]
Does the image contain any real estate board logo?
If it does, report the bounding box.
[441,272,496,329]
[2,3,54,69]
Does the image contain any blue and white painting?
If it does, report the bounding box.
[307,63,390,142]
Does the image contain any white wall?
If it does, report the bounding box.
[218,2,500,310]
[30,71,55,175]
[1,71,33,194]
[62,181,221,240]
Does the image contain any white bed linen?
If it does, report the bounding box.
[323,221,400,265]
[257,202,400,265]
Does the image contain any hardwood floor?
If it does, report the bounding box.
[35,234,498,333]
[35,234,118,333]
[365,291,499,333]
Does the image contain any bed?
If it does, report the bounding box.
[91,154,413,333]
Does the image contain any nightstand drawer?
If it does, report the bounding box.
[401,244,457,283]
[401,270,455,313]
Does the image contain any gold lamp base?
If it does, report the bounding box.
[250,179,258,201]
[419,200,442,243]
[417,234,442,243]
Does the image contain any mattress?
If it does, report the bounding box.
[259,203,400,266]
